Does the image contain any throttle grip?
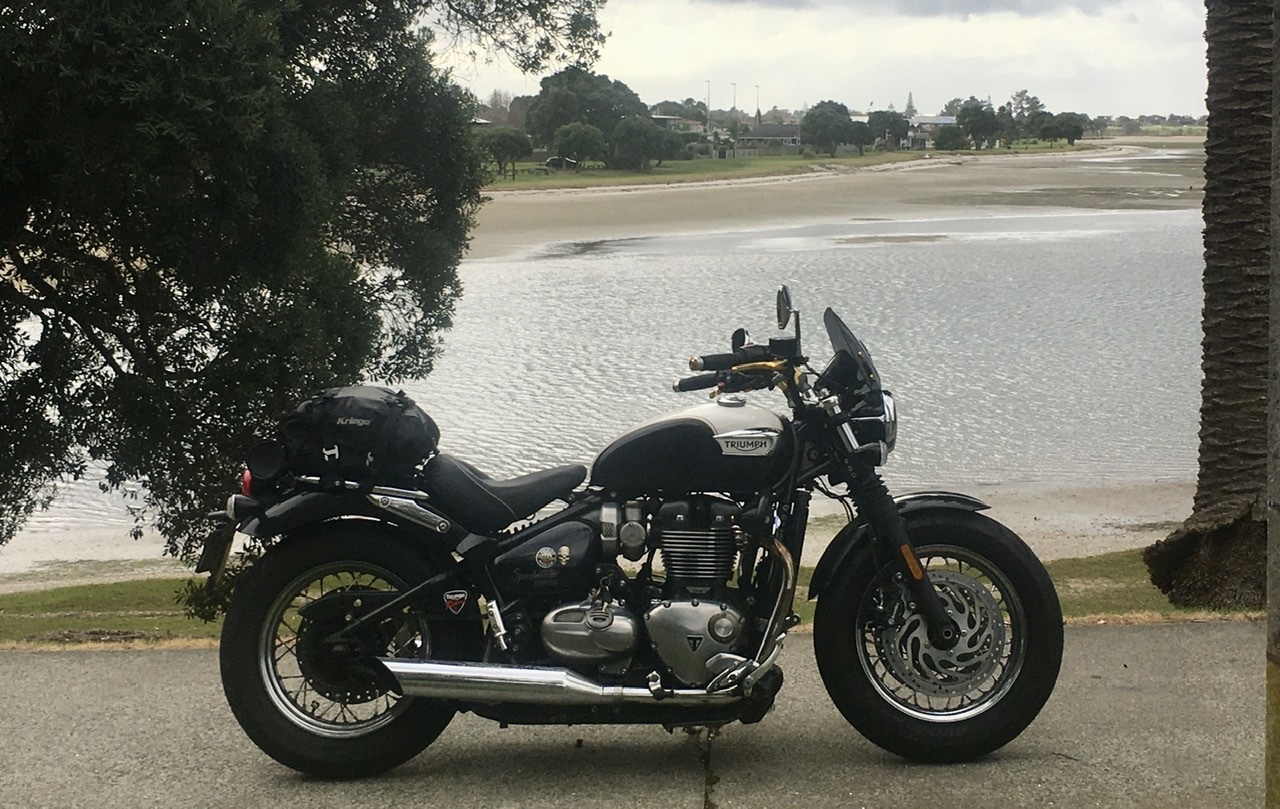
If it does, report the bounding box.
[689,352,742,371]
[673,373,721,392]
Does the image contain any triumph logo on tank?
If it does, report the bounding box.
[713,428,778,457]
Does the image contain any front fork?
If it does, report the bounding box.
[847,465,961,650]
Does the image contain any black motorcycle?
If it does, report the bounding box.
[200,286,1063,778]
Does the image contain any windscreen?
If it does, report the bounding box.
[821,307,882,395]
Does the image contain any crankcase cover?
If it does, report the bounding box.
[645,599,747,686]
[591,399,792,496]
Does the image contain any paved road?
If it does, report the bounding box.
[0,624,1263,808]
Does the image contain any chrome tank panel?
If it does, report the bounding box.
[590,397,793,496]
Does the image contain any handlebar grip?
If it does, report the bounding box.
[690,352,742,371]
[673,373,721,392]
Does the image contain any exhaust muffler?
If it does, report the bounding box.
[379,658,738,705]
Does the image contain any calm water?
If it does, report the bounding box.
[23,206,1204,534]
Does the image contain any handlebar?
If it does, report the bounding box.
[672,372,721,392]
[689,345,775,371]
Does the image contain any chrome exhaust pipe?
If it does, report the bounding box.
[379,659,739,705]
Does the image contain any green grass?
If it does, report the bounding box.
[0,548,1257,648]
[0,577,221,647]
[484,151,922,190]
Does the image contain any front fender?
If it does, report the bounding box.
[806,491,989,600]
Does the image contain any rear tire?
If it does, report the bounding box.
[220,525,463,778]
[813,509,1063,762]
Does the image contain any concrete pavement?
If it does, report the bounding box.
[0,623,1263,808]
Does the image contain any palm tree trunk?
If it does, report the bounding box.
[1144,0,1272,609]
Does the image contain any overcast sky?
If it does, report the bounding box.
[440,0,1206,118]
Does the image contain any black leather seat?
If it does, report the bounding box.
[421,454,587,534]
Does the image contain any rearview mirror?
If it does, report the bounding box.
[776,285,793,331]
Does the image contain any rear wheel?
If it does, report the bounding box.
[814,510,1063,762]
[220,526,464,778]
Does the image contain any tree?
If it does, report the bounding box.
[956,97,998,149]
[933,125,967,150]
[940,97,965,116]
[904,92,917,119]
[611,116,665,170]
[848,120,873,155]
[0,0,605,556]
[476,126,532,178]
[867,109,910,150]
[1053,112,1089,145]
[800,100,856,157]
[1144,0,1271,611]
[524,66,648,149]
[552,122,606,168]
[481,89,513,125]
[1008,89,1046,140]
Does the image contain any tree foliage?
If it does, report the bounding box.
[933,125,967,151]
[476,125,533,178]
[553,122,606,166]
[848,120,873,155]
[800,100,856,157]
[956,97,998,149]
[867,109,910,150]
[0,0,603,554]
[524,66,648,150]
[611,116,665,170]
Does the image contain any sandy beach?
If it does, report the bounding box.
[0,142,1203,588]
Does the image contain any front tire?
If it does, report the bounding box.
[813,509,1063,762]
[220,525,463,778]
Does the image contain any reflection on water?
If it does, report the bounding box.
[24,206,1204,533]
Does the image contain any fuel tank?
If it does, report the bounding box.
[591,396,794,496]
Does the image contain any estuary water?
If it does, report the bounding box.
[18,204,1205,539]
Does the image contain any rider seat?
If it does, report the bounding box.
[422,454,587,535]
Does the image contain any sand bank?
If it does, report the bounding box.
[467,146,1202,260]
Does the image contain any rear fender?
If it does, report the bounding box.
[240,491,458,571]
[807,491,989,600]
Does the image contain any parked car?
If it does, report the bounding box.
[544,156,579,169]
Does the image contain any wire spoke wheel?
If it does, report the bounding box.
[813,510,1063,763]
[858,545,1024,722]
[259,562,429,739]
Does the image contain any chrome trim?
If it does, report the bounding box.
[366,494,451,534]
[712,427,781,457]
[754,534,796,667]
[380,659,742,706]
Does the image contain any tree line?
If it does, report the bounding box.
[479,71,1200,173]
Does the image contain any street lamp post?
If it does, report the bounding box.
[731,82,737,158]
[705,79,713,160]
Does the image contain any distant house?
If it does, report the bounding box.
[736,124,801,148]
[651,114,707,133]
[907,115,956,149]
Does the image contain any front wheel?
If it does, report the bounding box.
[219,525,465,778]
[813,509,1063,762]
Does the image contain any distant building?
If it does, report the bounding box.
[736,124,801,148]
[907,115,956,149]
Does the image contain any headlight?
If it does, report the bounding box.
[881,391,897,453]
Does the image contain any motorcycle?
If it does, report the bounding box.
[199,285,1063,779]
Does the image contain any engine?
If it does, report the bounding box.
[538,494,756,686]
